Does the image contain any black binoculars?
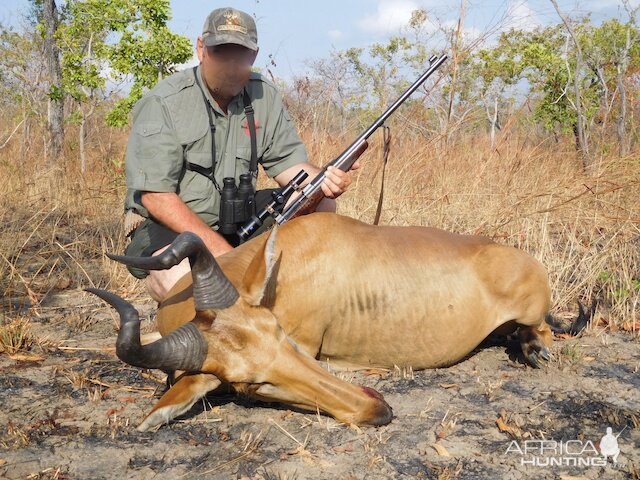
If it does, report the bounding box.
[218,173,255,237]
[220,170,309,244]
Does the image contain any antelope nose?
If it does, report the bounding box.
[369,398,393,426]
[361,387,394,426]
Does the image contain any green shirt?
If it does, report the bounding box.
[124,65,307,227]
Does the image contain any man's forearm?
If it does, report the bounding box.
[141,192,233,256]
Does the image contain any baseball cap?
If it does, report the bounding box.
[202,8,258,51]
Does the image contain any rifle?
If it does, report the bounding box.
[238,54,447,241]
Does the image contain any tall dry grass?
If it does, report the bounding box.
[0,125,140,313]
[0,120,638,325]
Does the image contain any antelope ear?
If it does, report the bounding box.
[240,226,281,307]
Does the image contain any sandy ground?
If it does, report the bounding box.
[0,291,638,480]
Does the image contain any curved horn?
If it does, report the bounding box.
[107,232,239,310]
[569,299,597,335]
[545,299,597,336]
[86,288,208,371]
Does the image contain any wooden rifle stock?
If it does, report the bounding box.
[285,140,369,220]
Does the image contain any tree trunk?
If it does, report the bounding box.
[80,112,86,174]
[43,0,64,165]
[21,115,30,174]
[550,0,592,172]
[79,103,95,175]
[616,66,628,157]
[445,0,466,146]
[486,96,498,150]
[616,28,631,158]
[572,54,591,169]
[79,33,93,175]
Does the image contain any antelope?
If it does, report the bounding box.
[89,213,590,431]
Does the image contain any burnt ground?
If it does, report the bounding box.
[0,291,638,480]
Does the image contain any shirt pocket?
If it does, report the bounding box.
[134,122,163,157]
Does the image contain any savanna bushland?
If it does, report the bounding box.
[0,1,638,479]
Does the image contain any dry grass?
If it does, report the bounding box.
[59,367,107,402]
[0,127,141,313]
[0,118,638,326]
[557,342,584,366]
[0,316,47,355]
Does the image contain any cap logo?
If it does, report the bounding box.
[218,10,247,35]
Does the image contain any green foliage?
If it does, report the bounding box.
[48,84,64,102]
[481,19,638,136]
[66,108,84,126]
[106,84,142,128]
[492,26,575,132]
[56,0,192,127]
[0,26,34,107]
[589,19,640,75]
[467,38,526,108]
[343,36,414,110]
[598,271,612,282]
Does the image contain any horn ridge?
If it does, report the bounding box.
[136,322,208,372]
[86,288,208,371]
[105,231,239,310]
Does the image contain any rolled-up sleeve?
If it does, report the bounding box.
[260,92,308,178]
[125,95,183,193]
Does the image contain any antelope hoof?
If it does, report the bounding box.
[518,327,551,369]
[522,342,551,368]
[539,346,551,361]
[527,346,550,369]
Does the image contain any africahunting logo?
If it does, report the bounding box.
[218,10,247,35]
[505,426,626,468]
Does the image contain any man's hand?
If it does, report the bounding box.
[274,160,360,213]
[321,161,360,199]
[275,161,360,199]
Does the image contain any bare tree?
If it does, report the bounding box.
[43,0,64,164]
[550,0,592,171]
[615,1,639,157]
[445,0,466,146]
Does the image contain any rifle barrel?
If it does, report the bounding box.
[335,54,448,170]
[275,54,447,224]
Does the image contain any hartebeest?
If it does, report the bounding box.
[89,213,590,431]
